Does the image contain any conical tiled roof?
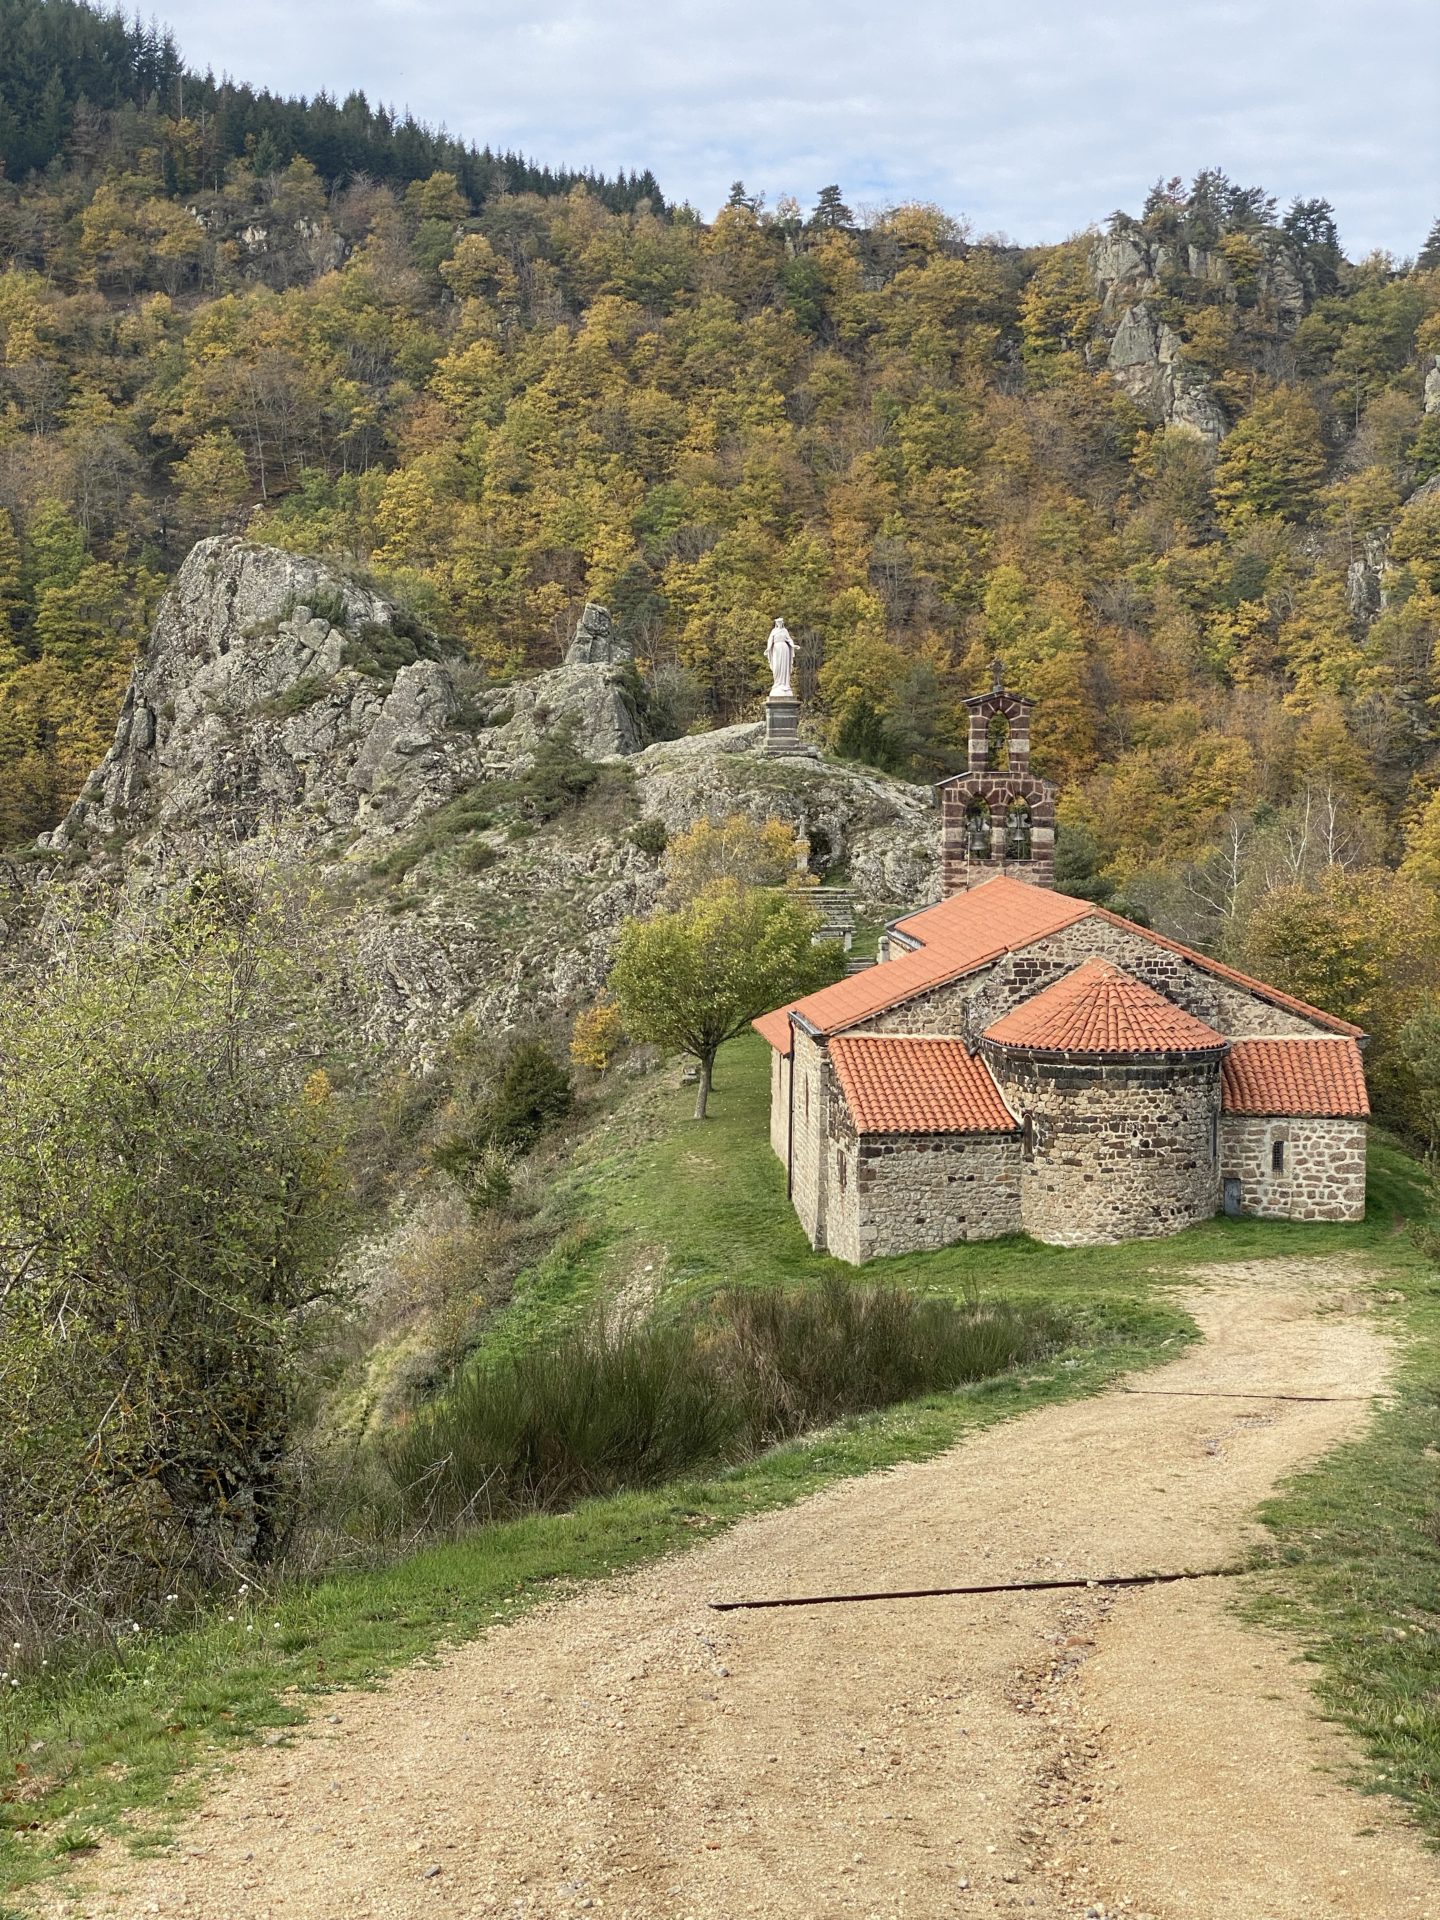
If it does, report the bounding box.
[982,958,1225,1056]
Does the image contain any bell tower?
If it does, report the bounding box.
[937,661,1058,896]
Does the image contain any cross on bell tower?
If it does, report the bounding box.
[936,661,1058,897]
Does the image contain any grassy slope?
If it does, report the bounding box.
[1,1034,1429,1899]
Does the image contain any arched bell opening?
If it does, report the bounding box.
[986,711,1011,771]
[965,797,992,861]
[1006,800,1032,862]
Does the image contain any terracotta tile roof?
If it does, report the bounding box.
[751,878,1091,1054]
[752,1006,796,1052]
[1221,1038,1370,1118]
[983,958,1226,1055]
[751,875,1364,1056]
[830,1035,1017,1135]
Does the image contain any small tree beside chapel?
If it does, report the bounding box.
[609,879,843,1119]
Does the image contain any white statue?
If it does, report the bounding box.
[766,617,795,698]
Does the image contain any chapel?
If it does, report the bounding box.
[754,672,1369,1260]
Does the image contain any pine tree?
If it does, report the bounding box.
[810,185,853,230]
[1419,217,1440,273]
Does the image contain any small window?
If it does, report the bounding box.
[804,1080,810,1119]
[1271,1139,1286,1175]
[1211,1110,1219,1163]
[837,1152,847,1190]
[1022,1112,1035,1162]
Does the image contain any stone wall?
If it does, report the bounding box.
[1220,1116,1366,1222]
[863,918,1333,1048]
[834,1131,1020,1265]
[990,1049,1222,1247]
[969,919,1332,1040]
[788,1028,831,1248]
[769,1046,791,1162]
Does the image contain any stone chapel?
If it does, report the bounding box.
[754,672,1369,1261]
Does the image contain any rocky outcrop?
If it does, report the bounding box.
[1105,302,1229,443]
[1424,357,1440,415]
[564,601,630,666]
[50,538,640,869]
[1091,230,1307,328]
[1090,228,1308,443]
[37,538,940,1065]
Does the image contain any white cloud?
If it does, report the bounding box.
[169,0,1438,256]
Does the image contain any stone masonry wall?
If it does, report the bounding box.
[769,1046,791,1162]
[821,1099,863,1264]
[839,1131,1021,1264]
[990,1050,1222,1247]
[788,1028,831,1249]
[862,919,1331,1048]
[1220,1116,1367,1222]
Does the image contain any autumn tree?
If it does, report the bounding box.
[609,880,843,1118]
[0,886,348,1635]
[1243,867,1440,1128]
[663,812,813,900]
[1214,388,1327,529]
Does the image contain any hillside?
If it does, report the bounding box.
[32,535,934,1059]
[0,7,1435,949]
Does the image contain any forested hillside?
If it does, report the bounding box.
[2,0,1440,1093]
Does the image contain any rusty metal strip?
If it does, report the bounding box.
[1121,1387,1382,1404]
[709,1566,1242,1612]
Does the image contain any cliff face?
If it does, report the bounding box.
[1090,229,1308,443]
[38,539,937,1062]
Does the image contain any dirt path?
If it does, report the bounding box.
[43,1256,1439,1920]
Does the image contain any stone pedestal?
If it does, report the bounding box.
[763,694,807,755]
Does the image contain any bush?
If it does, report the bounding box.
[484,1040,574,1150]
[388,1279,1064,1528]
[0,888,349,1644]
[516,723,601,820]
[630,816,669,857]
[571,997,626,1072]
[431,1037,574,1205]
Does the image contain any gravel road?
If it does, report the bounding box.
[40,1255,1439,1920]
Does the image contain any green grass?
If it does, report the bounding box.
[1250,1217,1440,1835]
[1,1033,1429,1898]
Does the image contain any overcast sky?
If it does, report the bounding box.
[161,0,1437,259]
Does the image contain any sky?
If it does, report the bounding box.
[160,0,1438,259]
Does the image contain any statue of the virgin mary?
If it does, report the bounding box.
[765,618,795,698]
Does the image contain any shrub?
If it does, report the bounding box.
[460,840,499,873]
[571,997,626,1072]
[485,1040,574,1150]
[387,1279,1064,1529]
[0,887,349,1643]
[516,723,600,820]
[630,816,669,857]
[431,1037,574,1205]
